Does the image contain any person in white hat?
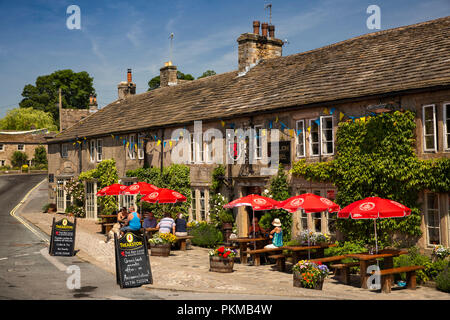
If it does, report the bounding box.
[264,218,283,249]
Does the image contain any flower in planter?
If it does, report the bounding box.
[149,232,177,245]
[209,246,237,258]
[292,260,330,289]
[432,245,450,260]
[298,230,330,245]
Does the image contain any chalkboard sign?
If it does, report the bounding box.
[114,232,153,288]
[49,217,76,256]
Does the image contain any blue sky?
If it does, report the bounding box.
[0,0,449,118]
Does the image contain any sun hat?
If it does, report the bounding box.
[272,218,282,227]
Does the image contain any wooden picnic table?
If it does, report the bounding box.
[345,249,408,289]
[230,237,269,264]
[97,214,118,234]
[285,243,337,262]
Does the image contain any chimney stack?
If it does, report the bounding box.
[118,68,136,100]
[237,21,284,74]
[160,61,178,87]
[89,94,98,113]
[253,21,260,35]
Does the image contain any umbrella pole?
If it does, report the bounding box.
[374,219,378,254]
[252,209,256,251]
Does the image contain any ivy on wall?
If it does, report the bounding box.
[291,110,450,247]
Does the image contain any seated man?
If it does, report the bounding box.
[143,211,157,230]
[156,212,176,234]
[120,206,141,235]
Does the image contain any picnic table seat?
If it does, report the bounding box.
[95,222,115,234]
[247,247,285,266]
[175,235,194,251]
[309,255,359,284]
[268,254,286,272]
[367,265,425,293]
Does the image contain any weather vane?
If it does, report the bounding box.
[169,33,174,64]
[264,3,272,25]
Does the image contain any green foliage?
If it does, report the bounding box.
[324,241,367,257]
[11,151,28,167]
[147,76,160,91]
[126,164,191,219]
[64,179,86,217]
[33,145,47,166]
[435,267,450,293]
[260,164,292,241]
[393,247,431,283]
[19,69,95,124]
[291,110,450,246]
[211,165,226,194]
[177,71,194,81]
[209,193,233,227]
[197,70,216,79]
[188,223,223,248]
[79,159,119,215]
[0,107,58,131]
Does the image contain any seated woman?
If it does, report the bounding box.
[264,218,283,249]
[174,213,188,237]
[117,207,128,228]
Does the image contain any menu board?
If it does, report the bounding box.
[114,232,153,288]
[49,217,76,256]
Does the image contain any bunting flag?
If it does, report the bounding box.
[323,107,329,115]
[163,141,167,148]
[134,144,138,151]
[126,142,130,148]
[339,112,345,121]
[314,119,320,125]
[330,108,335,115]
[169,141,173,147]
[307,126,311,133]
[123,139,126,145]
[221,120,225,127]
[269,121,273,129]
[111,134,114,139]
[275,116,279,123]
[297,129,302,136]
[157,140,161,146]
[262,129,266,136]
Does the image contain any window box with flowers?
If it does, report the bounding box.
[208,246,237,273]
[149,233,177,257]
[298,230,331,247]
[432,245,450,262]
[292,260,330,290]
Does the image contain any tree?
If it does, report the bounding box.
[33,145,47,167]
[177,71,194,81]
[11,151,28,168]
[19,69,95,124]
[197,70,216,79]
[0,107,58,131]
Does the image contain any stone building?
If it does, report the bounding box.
[46,17,450,251]
[0,128,48,168]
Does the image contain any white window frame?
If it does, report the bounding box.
[422,104,437,152]
[61,143,68,158]
[320,115,334,156]
[254,125,263,160]
[309,119,320,156]
[444,103,450,152]
[90,140,96,162]
[295,120,306,158]
[128,134,136,160]
[190,133,196,163]
[17,144,25,151]
[96,139,103,162]
[205,136,215,164]
[138,135,145,160]
[425,192,441,246]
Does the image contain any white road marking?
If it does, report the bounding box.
[39,248,67,272]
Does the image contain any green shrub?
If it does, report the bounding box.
[393,247,431,283]
[11,151,28,167]
[424,259,450,280]
[324,241,366,272]
[189,223,223,248]
[435,267,450,293]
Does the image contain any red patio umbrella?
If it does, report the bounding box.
[278,193,340,213]
[121,182,159,195]
[96,183,128,196]
[338,197,411,253]
[223,194,280,249]
[277,193,340,259]
[140,188,187,204]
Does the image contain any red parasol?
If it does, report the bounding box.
[278,193,340,213]
[140,188,187,204]
[223,194,280,211]
[338,197,411,253]
[96,183,128,196]
[121,182,159,195]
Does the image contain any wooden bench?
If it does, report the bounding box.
[368,265,425,293]
[95,222,115,234]
[175,235,194,251]
[247,247,285,266]
[268,254,286,272]
[309,255,359,285]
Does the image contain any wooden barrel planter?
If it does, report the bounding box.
[150,243,171,257]
[209,256,234,273]
[293,271,324,290]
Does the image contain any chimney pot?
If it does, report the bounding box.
[268,25,275,38]
[253,21,260,35]
[261,23,268,37]
[127,68,132,83]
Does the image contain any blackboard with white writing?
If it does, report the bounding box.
[49,217,76,256]
[114,232,153,289]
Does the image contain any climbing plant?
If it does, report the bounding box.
[291,110,450,247]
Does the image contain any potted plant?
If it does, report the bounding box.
[209,246,237,273]
[292,260,330,290]
[149,233,177,257]
[432,245,450,262]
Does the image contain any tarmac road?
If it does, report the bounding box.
[0,175,300,302]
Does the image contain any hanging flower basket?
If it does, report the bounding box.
[209,246,237,273]
[292,260,329,290]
